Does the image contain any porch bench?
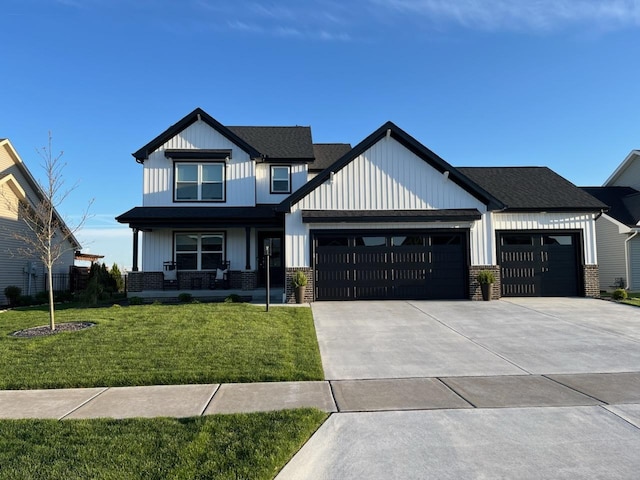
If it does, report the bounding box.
[163,261,178,290]
[209,261,230,290]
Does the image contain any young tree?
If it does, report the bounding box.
[9,133,92,330]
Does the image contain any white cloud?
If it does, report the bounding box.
[196,0,355,41]
[372,0,640,31]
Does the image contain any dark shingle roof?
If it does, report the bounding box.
[228,126,314,161]
[580,186,640,226]
[458,167,607,211]
[311,143,352,171]
[132,108,316,162]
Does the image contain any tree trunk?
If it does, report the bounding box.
[47,269,56,330]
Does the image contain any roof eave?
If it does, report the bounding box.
[132,108,262,162]
[278,122,506,213]
[604,149,640,186]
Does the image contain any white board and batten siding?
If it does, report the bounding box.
[255,163,308,204]
[142,120,256,207]
[285,136,487,267]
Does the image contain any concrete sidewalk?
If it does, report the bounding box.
[2,372,640,420]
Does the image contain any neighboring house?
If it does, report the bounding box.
[581,150,640,291]
[0,138,81,304]
[117,108,606,302]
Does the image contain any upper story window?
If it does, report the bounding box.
[270,165,291,194]
[175,162,225,202]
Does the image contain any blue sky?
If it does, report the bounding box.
[2,0,640,270]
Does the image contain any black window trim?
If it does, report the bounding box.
[173,230,227,271]
[173,160,226,203]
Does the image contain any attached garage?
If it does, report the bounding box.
[313,230,468,300]
[498,231,582,297]
[278,122,606,302]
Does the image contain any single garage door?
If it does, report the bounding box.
[498,232,581,297]
[314,231,467,300]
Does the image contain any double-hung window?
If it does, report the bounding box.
[175,233,224,270]
[270,166,291,194]
[175,162,224,201]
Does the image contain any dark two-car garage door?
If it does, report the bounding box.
[498,232,581,297]
[313,231,468,300]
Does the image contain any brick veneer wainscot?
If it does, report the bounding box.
[285,268,314,303]
[469,265,501,301]
[583,264,600,298]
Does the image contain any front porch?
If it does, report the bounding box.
[126,286,286,304]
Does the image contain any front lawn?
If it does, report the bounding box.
[0,408,327,480]
[0,303,324,389]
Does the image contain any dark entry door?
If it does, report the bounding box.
[258,231,284,286]
[314,231,467,301]
[498,232,580,297]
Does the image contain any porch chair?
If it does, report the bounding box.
[163,261,178,290]
[210,261,230,289]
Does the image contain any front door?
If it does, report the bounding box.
[258,231,284,286]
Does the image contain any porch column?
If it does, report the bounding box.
[245,227,251,270]
[132,228,139,272]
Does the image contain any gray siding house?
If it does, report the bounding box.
[582,150,640,291]
[0,139,80,305]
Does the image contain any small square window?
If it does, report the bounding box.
[271,166,291,194]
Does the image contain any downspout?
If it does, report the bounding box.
[625,230,639,290]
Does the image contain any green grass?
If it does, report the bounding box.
[0,303,324,389]
[0,408,327,480]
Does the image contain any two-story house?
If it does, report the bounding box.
[1,138,81,304]
[117,108,606,302]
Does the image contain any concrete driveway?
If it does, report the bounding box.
[276,298,640,479]
[312,297,640,380]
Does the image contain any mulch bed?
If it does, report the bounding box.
[11,322,95,338]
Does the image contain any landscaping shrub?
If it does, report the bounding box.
[128,296,143,305]
[178,293,192,303]
[34,291,49,305]
[4,286,21,307]
[224,294,243,303]
[18,295,34,306]
[477,270,496,284]
[612,288,628,300]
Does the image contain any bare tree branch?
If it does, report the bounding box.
[1,132,93,330]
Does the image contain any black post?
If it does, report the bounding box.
[264,243,271,312]
[132,228,139,272]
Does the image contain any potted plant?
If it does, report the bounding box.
[292,270,308,303]
[477,270,496,301]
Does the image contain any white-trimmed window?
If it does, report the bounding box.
[175,162,225,201]
[175,233,224,270]
[270,165,291,194]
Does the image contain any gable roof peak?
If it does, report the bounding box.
[132,107,261,163]
[278,120,505,212]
